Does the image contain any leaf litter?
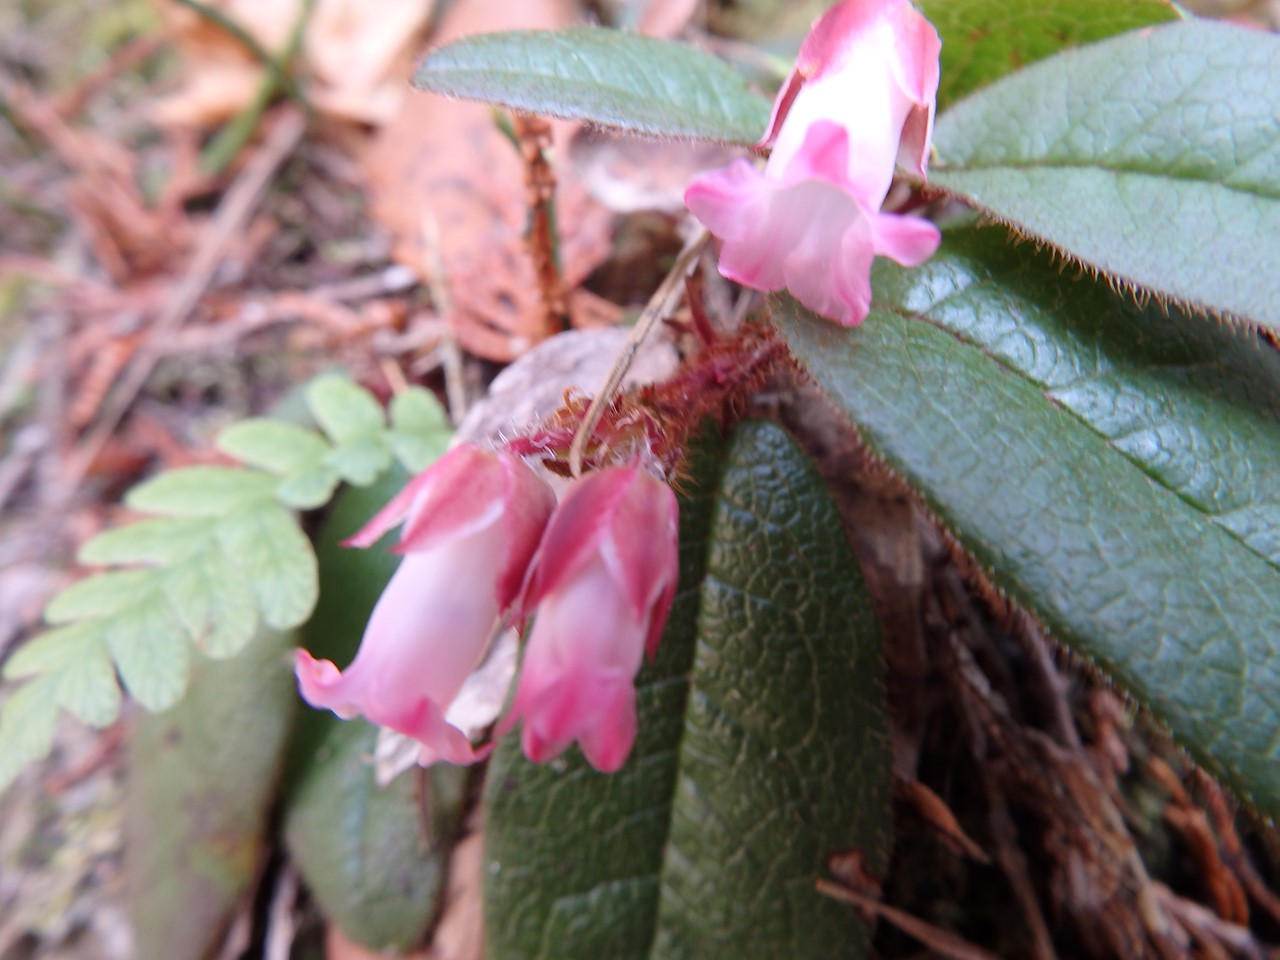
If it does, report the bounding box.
[0,0,1278,957]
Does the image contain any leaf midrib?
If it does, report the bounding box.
[421,64,760,130]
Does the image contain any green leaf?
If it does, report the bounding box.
[127,628,297,960]
[413,27,772,144]
[104,588,192,712]
[52,640,120,728]
[3,622,98,679]
[774,225,1280,816]
[274,466,341,510]
[283,471,464,952]
[284,720,466,951]
[485,421,891,958]
[1,372,414,791]
[920,0,1178,109]
[78,517,213,566]
[1,376,391,790]
[931,20,1280,332]
[163,546,260,658]
[126,466,277,517]
[216,418,331,476]
[305,377,394,485]
[307,374,387,444]
[215,502,318,630]
[387,388,451,473]
[324,437,392,487]
[0,676,61,791]
[290,467,405,671]
[44,569,159,624]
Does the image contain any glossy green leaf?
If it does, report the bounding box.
[775,225,1280,815]
[285,720,465,951]
[284,473,465,951]
[414,27,772,144]
[127,627,297,960]
[920,0,1178,109]
[485,421,891,959]
[931,20,1280,331]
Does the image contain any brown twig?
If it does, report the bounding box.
[1204,783,1280,927]
[1,73,133,180]
[53,31,170,118]
[817,878,1004,960]
[1165,804,1250,925]
[895,779,991,864]
[941,610,1060,960]
[419,212,469,424]
[568,224,708,477]
[512,113,567,340]
[60,106,307,499]
[1154,883,1268,960]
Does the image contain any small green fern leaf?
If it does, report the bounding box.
[0,377,451,791]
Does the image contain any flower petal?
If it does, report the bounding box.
[504,470,677,772]
[688,0,942,328]
[872,210,942,267]
[297,446,555,770]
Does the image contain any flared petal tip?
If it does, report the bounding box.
[512,671,638,773]
[295,650,353,715]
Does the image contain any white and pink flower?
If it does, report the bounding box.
[296,444,681,775]
[501,467,679,773]
[295,445,556,766]
[685,0,942,327]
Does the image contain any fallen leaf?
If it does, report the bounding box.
[306,0,437,124]
[153,0,436,127]
[635,0,704,36]
[360,0,614,361]
[152,0,295,128]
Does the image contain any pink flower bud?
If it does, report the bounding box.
[295,445,556,766]
[685,0,942,327]
[501,467,679,773]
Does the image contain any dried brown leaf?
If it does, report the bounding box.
[361,0,613,362]
[153,0,436,127]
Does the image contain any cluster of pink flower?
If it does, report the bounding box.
[295,445,679,773]
[294,0,943,776]
[687,0,943,327]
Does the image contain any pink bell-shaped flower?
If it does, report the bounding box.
[685,0,942,327]
[295,445,556,766]
[501,467,679,773]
